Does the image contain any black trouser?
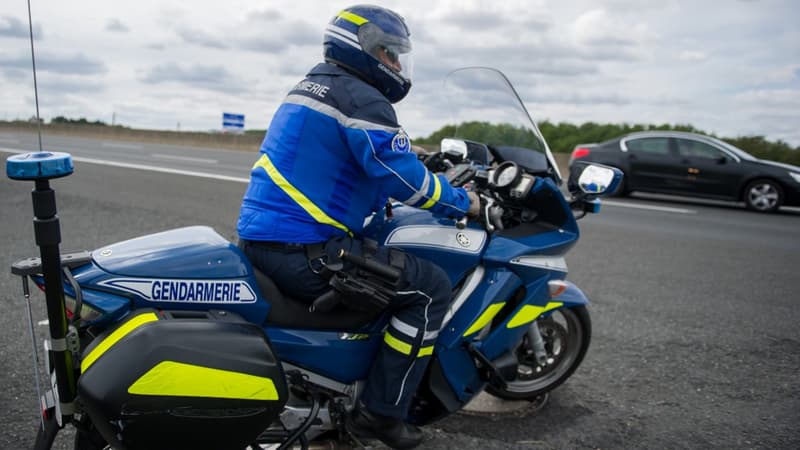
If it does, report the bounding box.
[239,236,451,419]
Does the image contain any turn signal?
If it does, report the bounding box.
[548,280,568,298]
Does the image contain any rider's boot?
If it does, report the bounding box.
[345,404,423,450]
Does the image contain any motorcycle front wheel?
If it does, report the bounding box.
[487,305,591,400]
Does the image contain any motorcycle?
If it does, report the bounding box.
[7,67,621,450]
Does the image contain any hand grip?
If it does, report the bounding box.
[310,289,340,312]
[455,216,468,229]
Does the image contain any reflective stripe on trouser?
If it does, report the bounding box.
[360,253,451,419]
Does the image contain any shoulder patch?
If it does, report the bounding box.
[391,129,411,153]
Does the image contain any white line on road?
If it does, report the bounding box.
[101,142,143,150]
[1,147,249,183]
[151,153,218,164]
[601,200,695,214]
[0,148,703,213]
[0,137,20,144]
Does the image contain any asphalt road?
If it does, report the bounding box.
[1,135,799,449]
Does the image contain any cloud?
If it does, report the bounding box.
[678,50,708,62]
[176,27,228,49]
[569,8,652,49]
[106,18,130,33]
[3,67,27,80]
[0,52,106,75]
[240,9,319,51]
[140,62,247,93]
[167,9,318,54]
[0,15,42,39]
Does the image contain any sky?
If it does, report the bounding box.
[1,0,799,146]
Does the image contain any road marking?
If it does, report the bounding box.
[101,142,142,150]
[151,153,218,164]
[601,200,695,214]
[0,137,20,144]
[0,147,249,183]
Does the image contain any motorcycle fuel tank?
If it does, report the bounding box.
[363,205,486,284]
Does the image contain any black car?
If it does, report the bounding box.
[569,131,800,212]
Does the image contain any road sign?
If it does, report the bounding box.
[222,113,245,134]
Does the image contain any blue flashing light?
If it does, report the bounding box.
[587,198,601,214]
[6,152,74,180]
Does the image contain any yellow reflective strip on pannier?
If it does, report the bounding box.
[128,361,279,400]
[337,10,369,25]
[253,154,351,235]
[420,174,442,209]
[506,302,563,328]
[81,312,159,373]
[417,345,434,357]
[463,303,505,337]
[384,332,412,355]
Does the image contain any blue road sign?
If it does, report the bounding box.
[222,113,245,134]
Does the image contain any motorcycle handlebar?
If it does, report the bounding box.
[455,194,503,233]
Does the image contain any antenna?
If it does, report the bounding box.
[26,0,44,152]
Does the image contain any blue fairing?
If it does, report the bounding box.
[77,226,270,324]
[267,329,383,382]
[92,226,249,278]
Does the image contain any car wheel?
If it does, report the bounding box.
[744,179,783,213]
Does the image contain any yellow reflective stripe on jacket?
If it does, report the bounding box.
[81,312,158,373]
[253,154,351,235]
[463,303,505,337]
[128,360,279,400]
[338,10,369,25]
[384,332,434,358]
[420,174,442,209]
[506,302,563,328]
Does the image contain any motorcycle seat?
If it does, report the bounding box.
[253,268,382,331]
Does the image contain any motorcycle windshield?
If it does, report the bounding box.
[442,67,562,183]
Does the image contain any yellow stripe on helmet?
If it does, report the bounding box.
[128,360,279,400]
[337,10,369,25]
[253,154,351,235]
[81,312,159,373]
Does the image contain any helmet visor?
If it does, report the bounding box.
[378,45,413,82]
[359,24,413,82]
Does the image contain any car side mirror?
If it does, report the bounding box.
[568,161,623,196]
[717,156,727,165]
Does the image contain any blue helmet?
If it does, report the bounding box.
[323,5,413,103]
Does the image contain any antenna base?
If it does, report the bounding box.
[6,151,74,181]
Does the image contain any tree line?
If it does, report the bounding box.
[414,121,800,166]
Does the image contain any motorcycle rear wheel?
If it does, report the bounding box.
[487,305,591,400]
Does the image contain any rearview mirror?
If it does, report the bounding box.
[440,138,493,165]
[568,161,623,195]
[440,138,468,159]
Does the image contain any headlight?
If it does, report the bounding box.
[790,172,800,183]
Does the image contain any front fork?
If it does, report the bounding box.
[526,321,549,366]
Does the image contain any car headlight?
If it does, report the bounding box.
[790,172,800,183]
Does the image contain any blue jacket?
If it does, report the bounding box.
[237,63,471,244]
